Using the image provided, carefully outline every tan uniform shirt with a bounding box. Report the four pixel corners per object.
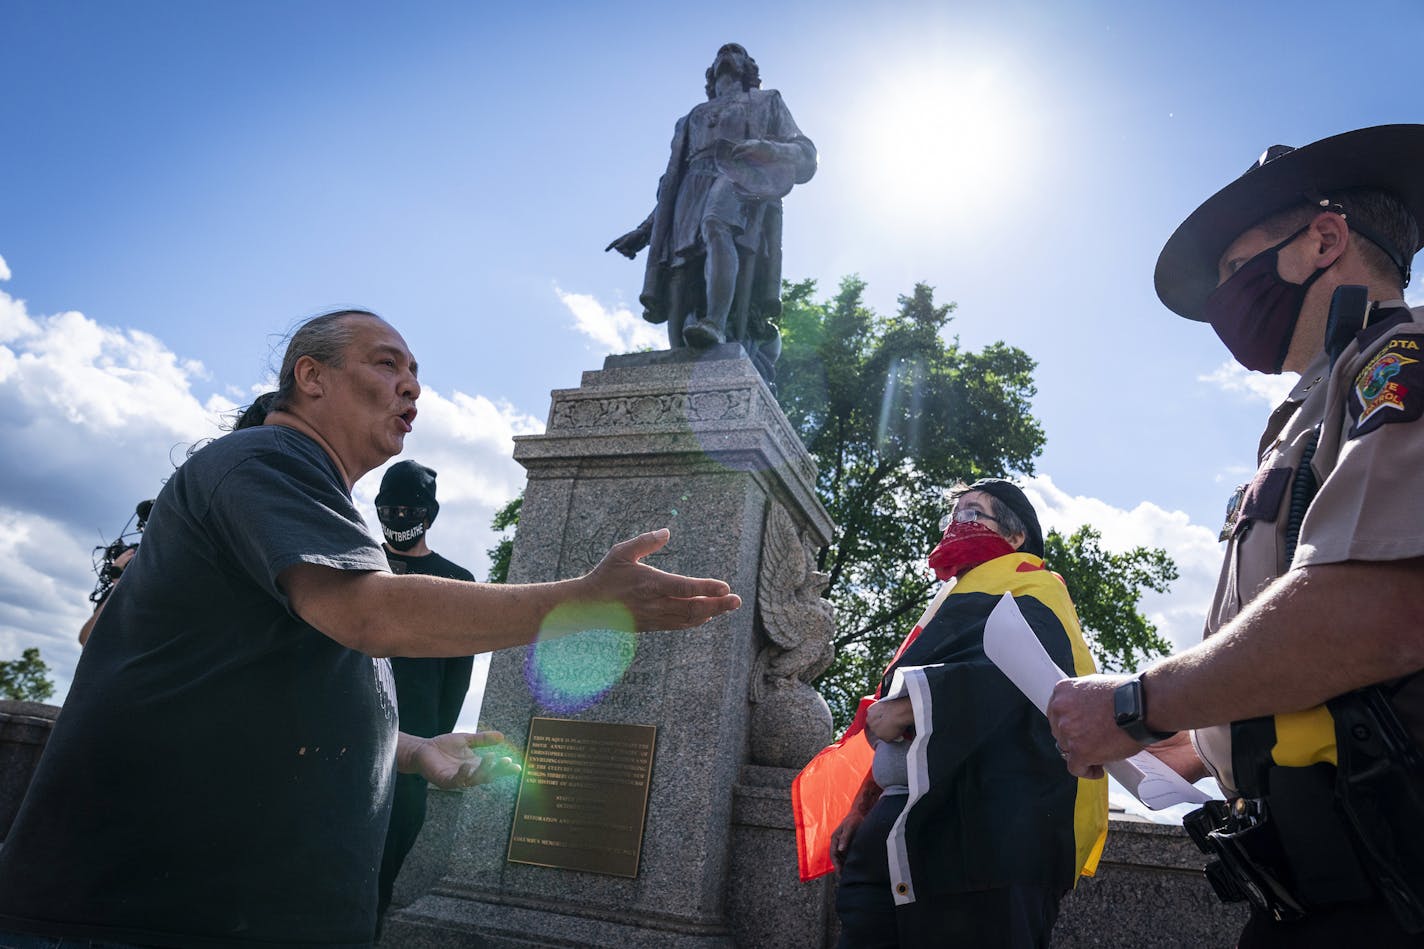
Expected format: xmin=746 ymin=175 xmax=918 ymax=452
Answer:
xmin=1193 ymin=302 xmax=1424 ymax=795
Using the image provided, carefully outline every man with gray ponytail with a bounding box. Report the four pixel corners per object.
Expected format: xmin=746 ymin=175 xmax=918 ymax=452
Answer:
xmin=233 ymin=308 xmax=370 ymax=430
xmin=0 ymin=309 xmax=741 ymax=949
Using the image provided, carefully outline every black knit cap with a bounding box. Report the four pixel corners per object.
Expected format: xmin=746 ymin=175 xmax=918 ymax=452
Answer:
xmin=967 ymin=478 xmax=1043 ymax=558
xmin=375 ymin=460 xmax=439 ymax=526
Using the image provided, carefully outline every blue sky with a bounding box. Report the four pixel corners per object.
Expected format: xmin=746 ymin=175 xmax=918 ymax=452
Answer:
xmin=2 ymin=0 xmax=1422 ymax=768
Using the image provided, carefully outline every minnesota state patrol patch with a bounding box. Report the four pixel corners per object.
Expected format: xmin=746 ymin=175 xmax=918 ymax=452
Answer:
xmin=1349 ymin=334 xmax=1424 ymax=438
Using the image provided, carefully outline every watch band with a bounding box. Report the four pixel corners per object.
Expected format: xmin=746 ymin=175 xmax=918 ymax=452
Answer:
xmin=1113 ymin=675 xmax=1175 ymax=745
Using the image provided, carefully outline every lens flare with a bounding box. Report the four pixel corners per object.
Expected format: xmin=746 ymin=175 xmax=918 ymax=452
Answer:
xmin=876 ymin=356 xmax=926 ymax=457
xmin=524 ymin=603 xmax=638 ymax=714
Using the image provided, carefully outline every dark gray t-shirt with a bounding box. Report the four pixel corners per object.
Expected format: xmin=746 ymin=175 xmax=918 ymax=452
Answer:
xmin=0 ymin=425 xmax=396 ymax=949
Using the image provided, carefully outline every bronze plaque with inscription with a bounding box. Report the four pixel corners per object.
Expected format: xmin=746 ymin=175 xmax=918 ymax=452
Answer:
xmin=507 ymin=717 xmax=657 ymax=878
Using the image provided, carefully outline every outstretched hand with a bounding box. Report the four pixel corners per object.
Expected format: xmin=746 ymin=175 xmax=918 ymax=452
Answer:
xmin=411 ymin=730 xmax=521 ymax=790
xmin=605 ymin=226 xmax=650 ymax=259
xmin=583 ymin=529 xmax=742 ymax=632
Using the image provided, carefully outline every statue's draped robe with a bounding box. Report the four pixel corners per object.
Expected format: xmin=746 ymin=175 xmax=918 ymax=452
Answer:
xmin=639 ymin=87 xmax=816 ymax=331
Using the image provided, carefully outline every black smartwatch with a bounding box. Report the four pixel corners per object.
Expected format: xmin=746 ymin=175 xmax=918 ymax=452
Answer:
xmin=1113 ymin=674 xmax=1174 ymax=745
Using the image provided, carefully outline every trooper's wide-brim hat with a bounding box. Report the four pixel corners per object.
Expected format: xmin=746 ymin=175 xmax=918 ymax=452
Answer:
xmin=1155 ymin=124 xmax=1424 ymax=321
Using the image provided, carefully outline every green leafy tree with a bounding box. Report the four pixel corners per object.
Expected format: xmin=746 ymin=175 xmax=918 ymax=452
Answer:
xmin=1044 ymin=525 xmax=1175 ymax=673
xmin=776 ymin=277 xmax=1176 ymax=729
xmin=485 ymin=494 xmax=523 ymax=584
xmin=0 ymin=647 xmax=56 ymax=703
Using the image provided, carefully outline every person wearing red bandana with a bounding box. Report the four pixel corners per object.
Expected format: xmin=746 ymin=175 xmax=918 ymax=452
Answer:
xmin=827 ymin=479 xmax=1107 ymax=949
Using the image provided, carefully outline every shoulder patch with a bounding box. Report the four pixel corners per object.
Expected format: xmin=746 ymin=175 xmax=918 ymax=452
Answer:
xmin=1349 ymin=334 xmax=1424 ymax=438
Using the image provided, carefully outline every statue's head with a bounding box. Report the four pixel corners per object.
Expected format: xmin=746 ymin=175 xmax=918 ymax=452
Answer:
xmin=705 ymin=43 xmax=761 ymax=99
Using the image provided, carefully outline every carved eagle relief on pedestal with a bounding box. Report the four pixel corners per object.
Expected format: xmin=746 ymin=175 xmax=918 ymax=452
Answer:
xmin=751 ymin=503 xmax=835 ymax=702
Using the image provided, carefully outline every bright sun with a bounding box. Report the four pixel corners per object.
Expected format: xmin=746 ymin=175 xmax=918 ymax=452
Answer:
xmin=853 ymin=62 xmax=1032 ymax=222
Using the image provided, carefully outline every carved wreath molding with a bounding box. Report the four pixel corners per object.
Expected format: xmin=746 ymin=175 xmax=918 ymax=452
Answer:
xmin=546 ymin=386 xmax=817 ymax=487
xmin=549 ymin=389 xmax=753 ymax=430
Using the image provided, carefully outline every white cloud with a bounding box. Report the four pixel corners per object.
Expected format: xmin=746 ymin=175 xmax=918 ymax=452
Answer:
xmin=1212 ymin=462 xmax=1256 ymax=487
xmin=555 ymin=286 xmax=665 ymax=354
xmin=1021 ymin=473 xmax=1222 ymax=657
xmin=1408 ymin=286 xmax=1424 ymax=309
xmin=0 ymin=283 xmax=233 ymax=544
xmin=0 ymin=281 xmax=240 ymax=702
xmin=0 ymin=264 xmax=541 ymax=725
xmin=1198 ymin=360 xmax=1296 ymax=406
xmin=0 ymin=291 xmax=40 ymax=343
xmin=0 ymin=508 xmax=94 ymax=699
xmin=0 ymin=254 xmax=10 ymax=281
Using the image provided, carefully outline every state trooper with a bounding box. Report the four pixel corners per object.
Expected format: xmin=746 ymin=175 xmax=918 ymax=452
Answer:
xmin=1047 ymin=125 xmax=1424 ymax=947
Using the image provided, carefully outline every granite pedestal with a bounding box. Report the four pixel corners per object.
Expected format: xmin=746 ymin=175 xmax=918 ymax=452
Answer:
xmin=385 ymin=346 xmax=835 ymax=948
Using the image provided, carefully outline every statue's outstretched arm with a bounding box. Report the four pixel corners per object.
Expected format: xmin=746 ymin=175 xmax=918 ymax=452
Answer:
xmin=606 ymin=212 xmax=654 ymax=259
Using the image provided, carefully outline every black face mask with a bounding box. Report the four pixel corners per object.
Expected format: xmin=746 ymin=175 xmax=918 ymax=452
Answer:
xmin=378 ymin=507 xmax=428 ymax=551
xmin=1202 ymin=226 xmax=1330 ymax=374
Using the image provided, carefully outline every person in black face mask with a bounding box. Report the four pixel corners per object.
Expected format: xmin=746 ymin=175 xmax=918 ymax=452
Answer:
xmin=1048 ymin=126 xmax=1424 ymax=947
xmin=372 ymin=460 xmax=477 ymax=924
xmin=376 ymin=460 xmax=442 ymax=555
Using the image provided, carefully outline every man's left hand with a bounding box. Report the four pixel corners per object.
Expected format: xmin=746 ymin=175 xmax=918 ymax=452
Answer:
xmin=1143 ymin=730 xmax=1208 ymax=783
xmin=411 ymin=731 xmax=521 ymax=790
xmin=1047 ymin=674 xmax=1144 ymax=779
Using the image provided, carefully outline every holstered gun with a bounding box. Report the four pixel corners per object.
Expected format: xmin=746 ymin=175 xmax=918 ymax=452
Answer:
xmin=1184 ymin=683 xmax=1424 ymax=933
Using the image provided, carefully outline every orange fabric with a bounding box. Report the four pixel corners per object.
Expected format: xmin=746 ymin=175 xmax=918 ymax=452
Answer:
xmin=794 ymin=614 xmax=931 ymax=882
xmin=792 ymin=698 xmax=875 ymax=881
xmin=793 ymin=589 xmax=949 ymax=882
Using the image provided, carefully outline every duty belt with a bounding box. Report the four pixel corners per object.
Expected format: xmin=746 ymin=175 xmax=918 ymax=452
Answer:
xmin=1184 ymin=683 xmax=1424 ymax=932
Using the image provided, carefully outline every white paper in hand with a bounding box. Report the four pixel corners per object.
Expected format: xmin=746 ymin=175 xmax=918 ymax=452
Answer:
xmin=982 ymin=592 xmax=1065 ymax=715
xmin=983 ymin=592 xmax=1211 ymax=811
xmin=1107 ymin=755 xmax=1210 ymax=809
